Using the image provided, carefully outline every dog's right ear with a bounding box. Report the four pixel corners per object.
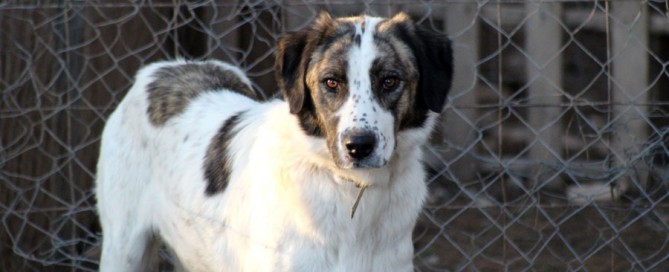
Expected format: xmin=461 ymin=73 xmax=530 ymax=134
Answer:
xmin=275 ymin=31 xmax=309 ymax=114
xmin=276 ymin=12 xmax=333 ymax=114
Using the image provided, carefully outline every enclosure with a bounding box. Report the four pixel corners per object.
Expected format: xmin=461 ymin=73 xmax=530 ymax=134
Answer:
xmin=2 ymin=0 xmax=669 ymax=271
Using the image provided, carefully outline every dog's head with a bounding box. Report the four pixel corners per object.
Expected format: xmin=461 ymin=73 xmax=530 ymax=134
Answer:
xmin=276 ymin=12 xmax=452 ymax=169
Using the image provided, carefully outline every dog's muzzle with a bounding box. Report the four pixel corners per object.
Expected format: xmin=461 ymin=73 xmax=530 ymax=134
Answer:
xmin=344 ymin=132 xmax=376 ymax=160
xmin=341 ymin=129 xmax=383 ymax=168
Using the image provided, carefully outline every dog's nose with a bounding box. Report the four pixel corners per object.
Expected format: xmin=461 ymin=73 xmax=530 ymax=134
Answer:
xmin=344 ymin=133 xmax=376 ymax=160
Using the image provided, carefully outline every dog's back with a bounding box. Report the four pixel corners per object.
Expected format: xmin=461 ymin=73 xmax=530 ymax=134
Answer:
xmin=96 ymin=60 xmax=260 ymax=271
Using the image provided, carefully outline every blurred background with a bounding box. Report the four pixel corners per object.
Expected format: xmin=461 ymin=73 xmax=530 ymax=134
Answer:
xmin=1 ymin=0 xmax=669 ymax=271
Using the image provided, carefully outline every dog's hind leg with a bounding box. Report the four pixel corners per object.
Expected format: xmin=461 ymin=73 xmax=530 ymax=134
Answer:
xmin=97 ymin=176 xmax=159 ymax=271
xmin=97 ymin=173 xmax=159 ymax=271
xmin=166 ymin=246 xmax=188 ymax=272
xmin=99 ymin=225 xmax=159 ymax=272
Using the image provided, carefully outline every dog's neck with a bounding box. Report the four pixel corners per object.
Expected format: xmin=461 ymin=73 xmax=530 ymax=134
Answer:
xmin=258 ymin=100 xmax=430 ymax=221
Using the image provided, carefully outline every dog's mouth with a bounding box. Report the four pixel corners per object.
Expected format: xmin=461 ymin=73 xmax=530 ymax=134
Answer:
xmin=349 ymin=160 xmax=385 ymax=169
xmin=332 ymin=149 xmax=388 ymax=169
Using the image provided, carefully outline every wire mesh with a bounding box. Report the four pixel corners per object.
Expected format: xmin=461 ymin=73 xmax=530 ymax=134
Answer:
xmin=1 ymin=0 xmax=668 ymax=271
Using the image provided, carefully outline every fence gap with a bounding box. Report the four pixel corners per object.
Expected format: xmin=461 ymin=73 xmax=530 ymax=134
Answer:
xmin=525 ymin=2 xmax=564 ymax=192
xmin=200 ymin=3 xmax=240 ymax=65
xmin=437 ymin=2 xmax=480 ymax=186
xmin=610 ymin=1 xmax=650 ymax=198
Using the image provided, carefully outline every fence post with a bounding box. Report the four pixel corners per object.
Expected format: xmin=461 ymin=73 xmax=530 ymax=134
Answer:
xmin=610 ymin=1 xmax=649 ymax=198
xmin=524 ymin=2 xmax=564 ymax=192
xmin=433 ymin=3 xmax=479 ymax=184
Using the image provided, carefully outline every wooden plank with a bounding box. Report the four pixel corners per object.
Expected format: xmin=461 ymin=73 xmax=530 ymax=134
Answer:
xmin=525 ymin=2 xmax=564 ymax=190
xmin=427 ymin=2 xmax=480 ymax=183
xmin=610 ymin=1 xmax=650 ymax=198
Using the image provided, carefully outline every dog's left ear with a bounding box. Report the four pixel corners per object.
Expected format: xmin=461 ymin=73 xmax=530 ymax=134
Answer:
xmin=391 ymin=13 xmax=453 ymax=113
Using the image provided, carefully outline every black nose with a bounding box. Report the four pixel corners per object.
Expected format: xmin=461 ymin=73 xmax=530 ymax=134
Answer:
xmin=344 ymin=133 xmax=376 ymax=160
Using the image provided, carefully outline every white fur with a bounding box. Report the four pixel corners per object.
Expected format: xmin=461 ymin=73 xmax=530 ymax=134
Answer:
xmin=97 ymin=59 xmax=434 ymax=271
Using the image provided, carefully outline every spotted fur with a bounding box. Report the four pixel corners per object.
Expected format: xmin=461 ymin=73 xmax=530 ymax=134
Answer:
xmin=97 ymin=12 xmax=452 ymax=272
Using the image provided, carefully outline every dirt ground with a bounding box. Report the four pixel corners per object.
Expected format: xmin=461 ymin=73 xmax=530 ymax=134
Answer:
xmin=413 ymin=203 xmax=669 ymax=271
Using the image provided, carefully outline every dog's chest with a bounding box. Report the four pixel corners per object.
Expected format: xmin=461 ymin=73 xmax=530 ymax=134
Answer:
xmin=165 ymin=157 xmax=423 ymax=271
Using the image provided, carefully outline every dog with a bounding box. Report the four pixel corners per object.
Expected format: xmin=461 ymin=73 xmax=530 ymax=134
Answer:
xmin=96 ymin=12 xmax=452 ymax=272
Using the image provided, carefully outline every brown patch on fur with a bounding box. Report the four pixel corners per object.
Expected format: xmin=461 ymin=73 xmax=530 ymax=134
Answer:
xmin=146 ymin=62 xmax=257 ymax=126
xmin=275 ymin=12 xmax=351 ymax=136
xmin=203 ymin=111 xmax=245 ymax=195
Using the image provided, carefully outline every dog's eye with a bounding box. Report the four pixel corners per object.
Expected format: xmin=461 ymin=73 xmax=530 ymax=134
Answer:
xmin=324 ymin=79 xmax=339 ymax=92
xmin=382 ymin=77 xmax=399 ymax=91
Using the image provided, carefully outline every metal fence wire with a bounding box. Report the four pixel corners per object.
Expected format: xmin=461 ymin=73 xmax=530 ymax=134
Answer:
xmin=2 ymin=0 xmax=669 ymax=271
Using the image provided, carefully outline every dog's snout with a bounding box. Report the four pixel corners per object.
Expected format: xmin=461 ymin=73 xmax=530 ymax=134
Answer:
xmin=344 ymin=133 xmax=376 ymax=160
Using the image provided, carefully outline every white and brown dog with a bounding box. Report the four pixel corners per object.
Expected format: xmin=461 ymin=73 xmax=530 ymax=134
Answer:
xmin=96 ymin=12 xmax=452 ymax=271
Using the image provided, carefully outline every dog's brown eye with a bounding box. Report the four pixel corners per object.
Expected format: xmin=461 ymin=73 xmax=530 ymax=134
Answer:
xmin=382 ymin=77 xmax=399 ymax=91
xmin=325 ymin=79 xmax=339 ymax=91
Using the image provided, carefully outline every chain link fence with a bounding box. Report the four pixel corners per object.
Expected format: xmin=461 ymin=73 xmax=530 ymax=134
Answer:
xmin=2 ymin=0 xmax=668 ymax=271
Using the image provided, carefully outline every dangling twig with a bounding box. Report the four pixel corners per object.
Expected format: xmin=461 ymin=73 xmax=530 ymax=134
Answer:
xmin=350 ymin=184 xmax=368 ymax=219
